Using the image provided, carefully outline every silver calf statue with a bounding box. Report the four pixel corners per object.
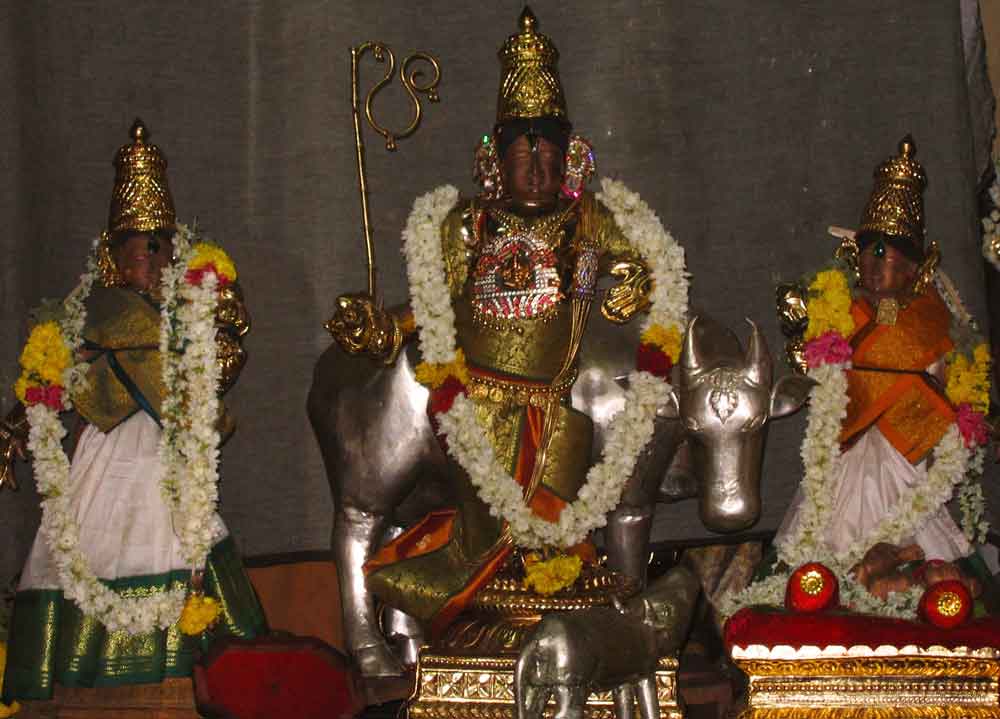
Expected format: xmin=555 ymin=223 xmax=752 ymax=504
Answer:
xmin=514 ymin=566 xmax=700 ymax=719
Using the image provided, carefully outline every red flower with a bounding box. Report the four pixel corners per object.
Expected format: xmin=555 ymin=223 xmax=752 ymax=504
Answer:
xmin=785 ymin=562 xmax=839 ymax=613
xmin=919 ymin=580 xmax=972 ymax=629
xmin=186 ymin=263 xmax=232 ymax=288
xmin=955 ymin=403 xmax=990 ymax=448
xmin=803 ymin=331 xmax=852 ymax=368
xmin=637 ymin=343 xmax=673 ymax=379
xmin=25 ymin=384 xmax=65 ymax=411
xmin=427 ymin=376 xmax=469 ymax=449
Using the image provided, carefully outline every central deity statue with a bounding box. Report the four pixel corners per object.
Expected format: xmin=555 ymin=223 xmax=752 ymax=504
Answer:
xmin=329 ymin=7 xmax=683 ymax=639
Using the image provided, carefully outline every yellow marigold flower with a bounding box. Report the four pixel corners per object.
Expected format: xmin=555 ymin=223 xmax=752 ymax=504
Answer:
xmin=189 ymin=243 xmax=237 ymax=283
xmin=641 ymin=324 xmax=682 ymax=361
xmin=13 ymin=375 xmax=31 ymax=403
xmin=0 ymin=642 xmax=20 ymax=718
xmin=974 ymin=343 xmax=991 ymax=368
xmin=947 ymin=350 xmax=991 ymax=413
xmin=523 ymin=554 xmax=582 ymax=596
xmin=18 ymin=322 xmax=70 ymax=385
xmin=178 ymin=594 xmax=221 ymax=636
xmin=414 ymin=349 xmax=470 ymax=389
xmin=804 ymin=270 xmax=854 ymax=341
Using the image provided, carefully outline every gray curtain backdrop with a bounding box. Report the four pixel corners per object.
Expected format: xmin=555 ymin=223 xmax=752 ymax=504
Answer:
xmin=1 ymin=1 xmax=994 ymax=587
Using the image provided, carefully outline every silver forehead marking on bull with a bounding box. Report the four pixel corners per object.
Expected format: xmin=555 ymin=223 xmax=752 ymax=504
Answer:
xmin=702 ymin=368 xmax=741 ymax=423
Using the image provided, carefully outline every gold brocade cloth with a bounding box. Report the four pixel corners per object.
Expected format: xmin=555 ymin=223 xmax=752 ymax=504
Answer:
xmin=365 ymin=193 xmax=642 ymax=634
xmin=841 ymin=292 xmax=954 ymax=463
xmin=72 ymin=287 xmax=230 ymax=433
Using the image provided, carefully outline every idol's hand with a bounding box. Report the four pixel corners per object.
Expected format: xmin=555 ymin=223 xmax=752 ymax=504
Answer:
xmin=0 ymin=405 xmax=28 ymax=492
xmin=601 ymin=260 xmax=651 ymax=324
xmin=326 ymin=293 xmax=402 ymax=364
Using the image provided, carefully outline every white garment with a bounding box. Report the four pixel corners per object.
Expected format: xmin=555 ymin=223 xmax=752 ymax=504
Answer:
xmin=19 ymin=412 xmax=227 ymax=590
xmin=776 ymin=425 xmax=972 ymax=562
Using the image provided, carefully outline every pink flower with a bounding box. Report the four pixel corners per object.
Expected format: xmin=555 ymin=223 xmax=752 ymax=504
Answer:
xmin=804 ymin=331 xmax=852 ymax=368
xmin=956 ymin=403 xmax=990 ymax=448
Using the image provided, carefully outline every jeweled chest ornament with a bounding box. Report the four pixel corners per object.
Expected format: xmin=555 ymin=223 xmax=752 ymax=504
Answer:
xmin=472 ymin=214 xmax=566 ymax=322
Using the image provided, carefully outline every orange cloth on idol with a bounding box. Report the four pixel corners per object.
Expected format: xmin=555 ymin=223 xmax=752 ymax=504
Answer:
xmin=840 ymin=291 xmax=955 ymax=464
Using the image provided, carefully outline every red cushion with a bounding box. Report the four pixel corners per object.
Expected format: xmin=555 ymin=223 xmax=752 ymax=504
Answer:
xmin=193 ymin=635 xmax=365 ymax=719
xmin=725 ymin=607 xmax=1000 ymax=651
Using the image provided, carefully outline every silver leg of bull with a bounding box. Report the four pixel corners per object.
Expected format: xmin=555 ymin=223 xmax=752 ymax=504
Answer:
xmin=634 ymin=675 xmax=660 ymax=719
xmin=378 ymin=525 xmax=426 ymax=668
xmin=333 ymin=505 xmax=406 ymax=677
xmin=605 ymin=503 xmax=654 ymax=587
xmin=613 ymin=683 xmax=636 ymax=719
xmin=553 ymin=685 xmax=587 ymax=719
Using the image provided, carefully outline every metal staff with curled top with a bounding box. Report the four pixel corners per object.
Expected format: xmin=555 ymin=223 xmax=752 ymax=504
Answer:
xmin=350 ymin=41 xmax=441 ymax=300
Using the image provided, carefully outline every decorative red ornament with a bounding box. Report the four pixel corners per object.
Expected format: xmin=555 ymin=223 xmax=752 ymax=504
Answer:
xmin=785 ymin=562 xmax=839 ymax=613
xmin=636 ymin=343 xmax=673 ymax=379
xmin=919 ymin=580 xmax=972 ymax=629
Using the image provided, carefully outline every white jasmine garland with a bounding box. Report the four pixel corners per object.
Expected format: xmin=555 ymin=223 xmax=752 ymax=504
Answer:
xmin=596 ymin=178 xmax=689 ymax=334
xmin=402 ymin=180 xmax=687 ymax=549
xmin=773 ymin=361 xmax=851 ymax=568
xmin=438 ymin=372 xmax=671 ymax=548
xmin=402 ymin=184 xmax=461 ymax=365
xmin=26 ymin=223 xmax=225 ymax=634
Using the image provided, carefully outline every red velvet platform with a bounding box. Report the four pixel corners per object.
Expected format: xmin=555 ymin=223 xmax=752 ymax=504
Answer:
xmin=725 ymin=606 xmax=1000 ymax=651
xmin=193 ymin=635 xmax=365 ymax=719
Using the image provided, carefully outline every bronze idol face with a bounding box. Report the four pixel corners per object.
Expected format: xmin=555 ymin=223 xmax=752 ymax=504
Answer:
xmin=113 ymin=232 xmax=175 ymax=295
xmin=858 ymin=239 xmax=917 ymax=301
xmin=502 ymin=134 xmax=564 ymax=213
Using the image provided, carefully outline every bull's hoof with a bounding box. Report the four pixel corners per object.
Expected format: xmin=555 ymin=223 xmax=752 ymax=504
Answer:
xmin=355 ymin=642 xmax=408 ymax=678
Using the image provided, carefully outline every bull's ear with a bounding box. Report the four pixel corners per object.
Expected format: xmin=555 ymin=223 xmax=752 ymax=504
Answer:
xmin=656 ymin=387 xmax=679 ymax=419
xmin=769 ymin=374 xmax=817 ymax=418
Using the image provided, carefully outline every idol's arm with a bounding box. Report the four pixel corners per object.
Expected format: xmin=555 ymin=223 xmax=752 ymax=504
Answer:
xmin=0 ymin=402 xmax=28 ymax=491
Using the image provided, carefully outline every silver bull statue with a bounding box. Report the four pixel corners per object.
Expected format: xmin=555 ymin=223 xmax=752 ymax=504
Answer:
xmin=308 ymin=313 xmax=812 ymax=677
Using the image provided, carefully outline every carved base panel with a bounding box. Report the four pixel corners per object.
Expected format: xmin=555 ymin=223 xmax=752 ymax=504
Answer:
xmin=407 ymin=652 xmax=682 ymax=719
xmin=732 ymin=650 xmax=1000 ymax=719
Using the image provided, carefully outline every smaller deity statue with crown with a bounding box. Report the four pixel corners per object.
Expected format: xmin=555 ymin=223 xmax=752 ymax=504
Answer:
xmin=728 ymin=136 xmax=993 ymax=623
xmin=0 ymin=120 xmax=265 ymax=704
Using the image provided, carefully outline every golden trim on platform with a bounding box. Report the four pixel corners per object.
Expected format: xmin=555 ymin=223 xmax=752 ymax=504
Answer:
xmin=408 ymin=653 xmax=680 ymax=719
xmin=731 ymin=646 xmax=1000 ymax=719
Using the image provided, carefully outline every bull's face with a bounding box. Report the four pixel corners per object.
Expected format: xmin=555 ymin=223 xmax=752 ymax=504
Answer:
xmin=665 ymin=317 xmax=814 ymax=533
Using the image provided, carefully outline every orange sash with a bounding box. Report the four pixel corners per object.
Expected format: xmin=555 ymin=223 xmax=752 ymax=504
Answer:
xmin=363 ymin=370 xmax=583 ymax=635
xmin=840 ymin=292 xmax=954 ymax=463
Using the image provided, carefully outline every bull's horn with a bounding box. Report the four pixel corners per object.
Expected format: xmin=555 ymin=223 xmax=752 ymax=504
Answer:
xmin=682 ymin=316 xmax=702 ymax=375
xmin=744 ymin=318 xmax=772 ymax=386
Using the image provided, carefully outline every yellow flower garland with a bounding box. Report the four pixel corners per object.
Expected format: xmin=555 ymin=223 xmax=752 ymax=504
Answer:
xmin=414 ymin=349 xmax=471 ymax=389
xmin=189 ymin=242 xmax=237 ymax=283
xmin=805 ymin=269 xmax=855 ymax=340
xmin=946 ymin=343 xmax=991 ymax=413
xmin=13 ymin=322 xmax=71 ymax=401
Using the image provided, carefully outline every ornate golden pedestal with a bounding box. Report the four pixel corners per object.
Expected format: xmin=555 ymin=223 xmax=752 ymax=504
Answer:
xmin=731 ymin=644 xmax=1000 ymax=719
xmin=406 ymin=564 xmax=682 ymax=719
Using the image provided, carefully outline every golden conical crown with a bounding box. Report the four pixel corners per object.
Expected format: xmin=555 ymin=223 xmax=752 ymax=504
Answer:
xmin=108 ymin=118 xmax=176 ymax=234
xmin=858 ymin=135 xmax=927 ymax=247
xmin=496 ymin=7 xmax=568 ymax=123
